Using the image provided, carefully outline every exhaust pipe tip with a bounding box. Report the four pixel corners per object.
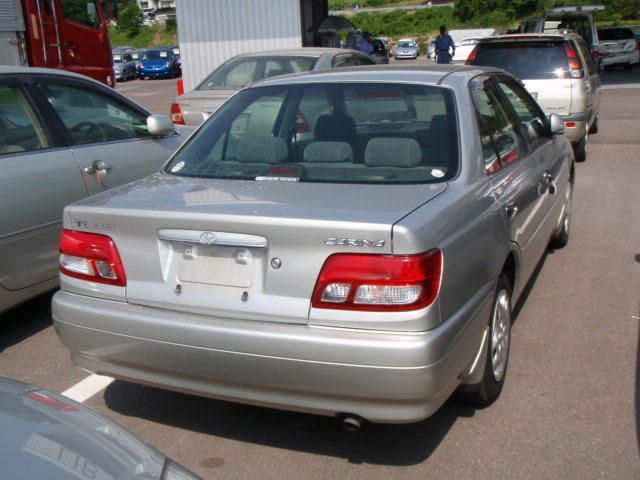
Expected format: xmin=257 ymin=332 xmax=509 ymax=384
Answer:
xmin=341 ymin=415 xmax=363 ymax=433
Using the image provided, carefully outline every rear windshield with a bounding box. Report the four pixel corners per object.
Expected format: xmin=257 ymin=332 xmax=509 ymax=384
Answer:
xmin=142 ymin=50 xmax=172 ymax=60
xmin=166 ymin=83 xmax=458 ymax=184
xmin=198 ymin=57 xmax=318 ymax=90
xmin=469 ymin=41 xmax=569 ymax=80
xmin=598 ymin=28 xmax=635 ymax=40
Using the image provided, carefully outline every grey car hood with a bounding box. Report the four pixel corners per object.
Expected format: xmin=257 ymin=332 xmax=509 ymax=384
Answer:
xmin=70 ymin=173 xmax=448 ymax=225
xmin=0 ymin=377 xmax=166 ymax=479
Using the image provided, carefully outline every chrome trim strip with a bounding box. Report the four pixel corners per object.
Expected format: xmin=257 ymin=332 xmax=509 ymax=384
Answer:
xmin=157 ymin=229 xmax=268 ymax=248
xmin=560 ymin=112 xmax=588 ymax=122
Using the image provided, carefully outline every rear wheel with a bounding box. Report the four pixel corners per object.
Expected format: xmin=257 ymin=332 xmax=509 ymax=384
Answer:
xmin=550 ymin=180 xmax=573 ymax=249
xmin=573 ymin=128 xmax=588 ymax=162
xmin=462 ymin=274 xmax=512 ymax=407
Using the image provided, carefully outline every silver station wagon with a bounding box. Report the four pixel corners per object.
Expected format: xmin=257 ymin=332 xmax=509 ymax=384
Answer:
xmin=53 ymin=66 xmax=574 ymax=425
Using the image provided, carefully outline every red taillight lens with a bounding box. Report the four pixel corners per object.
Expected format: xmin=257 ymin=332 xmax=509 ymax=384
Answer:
xmin=565 ymin=42 xmax=584 ymax=78
xmin=170 ymin=102 xmax=185 ymax=125
xmin=565 ymin=121 xmax=576 ymax=128
xmin=311 ymin=250 xmax=443 ymax=311
xmin=26 ymin=391 xmax=78 ymax=412
xmin=59 ymin=230 xmax=126 ymax=286
xmin=465 ymin=46 xmax=478 ymax=65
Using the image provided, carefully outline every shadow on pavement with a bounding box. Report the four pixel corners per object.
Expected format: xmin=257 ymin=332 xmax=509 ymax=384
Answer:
xmin=104 ymin=380 xmax=477 ymax=466
xmin=512 ymin=250 xmax=549 ymax=326
xmin=0 ymin=292 xmax=53 ymax=354
xmin=600 ymin=64 xmax=640 ymax=87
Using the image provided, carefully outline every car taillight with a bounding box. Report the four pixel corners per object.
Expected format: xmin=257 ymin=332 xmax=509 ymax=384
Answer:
xmin=170 ymin=102 xmax=185 ymax=125
xmin=565 ymin=42 xmax=584 ymax=78
xmin=311 ymin=250 xmax=442 ymax=311
xmin=465 ymin=46 xmax=478 ymax=65
xmin=26 ymin=391 xmax=78 ymax=412
xmin=59 ymin=230 xmax=126 ymax=286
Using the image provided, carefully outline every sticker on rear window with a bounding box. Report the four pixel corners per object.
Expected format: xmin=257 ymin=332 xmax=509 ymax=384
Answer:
xmin=160 ymin=51 xmax=168 ymax=58
xmin=171 ymin=161 xmax=185 ymax=172
xmin=431 ymin=168 xmax=445 ymax=178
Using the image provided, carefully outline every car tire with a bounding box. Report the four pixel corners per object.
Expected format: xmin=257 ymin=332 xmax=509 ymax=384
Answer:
xmin=550 ymin=180 xmax=573 ymax=249
xmin=460 ymin=274 xmax=512 ymax=407
xmin=624 ymin=62 xmax=632 ymax=71
xmin=573 ymin=130 xmax=588 ymax=162
xmin=589 ymin=114 xmax=599 ymax=134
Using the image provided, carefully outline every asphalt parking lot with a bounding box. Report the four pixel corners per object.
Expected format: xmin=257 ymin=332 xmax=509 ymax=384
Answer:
xmin=1 ymin=63 xmax=639 ymax=479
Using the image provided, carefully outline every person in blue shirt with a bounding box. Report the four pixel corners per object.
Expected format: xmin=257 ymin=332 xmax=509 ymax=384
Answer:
xmin=358 ymin=32 xmax=374 ymax=59
xmin=435 ymin=25 xmax=455 ymax=64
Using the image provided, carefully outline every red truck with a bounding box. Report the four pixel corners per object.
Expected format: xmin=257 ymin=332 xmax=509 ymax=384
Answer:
xmin=1 ymin=0 xmax=114 ymax=86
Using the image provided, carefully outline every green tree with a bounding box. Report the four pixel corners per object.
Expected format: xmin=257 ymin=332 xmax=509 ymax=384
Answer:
xmin=118 ymin=4 xmax=143 ymax=36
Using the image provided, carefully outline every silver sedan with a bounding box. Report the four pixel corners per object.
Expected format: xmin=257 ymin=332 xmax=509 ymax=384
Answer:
xmin=53 ymin=65 xmax=574 ymax=425
xmin=171 ymin=48 xmax=376 ymax=126
xmin=0 ymin=67 xmax=191 ymax=314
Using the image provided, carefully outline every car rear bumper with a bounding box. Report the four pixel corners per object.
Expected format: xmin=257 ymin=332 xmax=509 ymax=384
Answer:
xmin=601 ymin=51 xmax=640 ymax=66
xmin=52 ymin=284 xmax=492 ymax=423
xmin=395 ymin=53 xmax=418 ymax=59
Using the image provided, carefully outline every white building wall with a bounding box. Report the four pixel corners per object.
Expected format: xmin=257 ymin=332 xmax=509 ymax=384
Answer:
xmin=176 ymin=0 xmax=303 ymax=91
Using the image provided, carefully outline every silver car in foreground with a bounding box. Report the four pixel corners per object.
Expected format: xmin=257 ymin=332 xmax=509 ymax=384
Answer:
xmin=53 ymin=66 xmax=573 ymax=425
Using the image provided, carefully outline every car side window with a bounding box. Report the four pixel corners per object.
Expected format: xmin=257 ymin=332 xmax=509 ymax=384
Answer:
xmin=576 ymin=39 xmax=596 ymax=76
xmin=60 ymin=0 xmax=100 ymax=29
xmin=497 ymin=80 xmax=548 ymax=147
xmin=353 ymin=54 xmax=375 ymax=66
xmin=37 ymin=83 xmax=151 ymax=145
xmin=333 ymin=55 xmax=354 ymax=68
xmin=0 ymin=85 xmax=52 ymax=155
xmin=263 ymin=60 xmax=291 ymax=79
xmin=470 ymin=79 xmax=527 ymax=174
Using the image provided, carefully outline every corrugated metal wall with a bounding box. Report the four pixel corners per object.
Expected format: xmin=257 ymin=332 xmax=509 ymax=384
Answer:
xmin=176 ymin=0 xmax=303 ymax=91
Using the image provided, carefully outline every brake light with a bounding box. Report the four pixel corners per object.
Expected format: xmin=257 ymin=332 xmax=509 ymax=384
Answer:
xmin=311 ymin=250 xmax=442 ymax=311
xmin=170 ymin=102 xmax=185 ymax=125
xmin=26 ymin=391 xmax=78 ymax=412
xmin=565 ymin=121 xmax=576 ymax=128
xmin=565 ymin=42 xmax=584 ymax=78
xmin=59 ymin=230 xmax=126 ymax=286
xmin=465 ymin=46 xmax=478 ymax=65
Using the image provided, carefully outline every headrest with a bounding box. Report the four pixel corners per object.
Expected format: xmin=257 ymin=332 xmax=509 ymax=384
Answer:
xmin=303 ymin=142 xmax=353 ymax=163
xmin=365 ymin=138 xmax=422 ymax=168
xmin=236 ymin=136 xmax=288 ymax=164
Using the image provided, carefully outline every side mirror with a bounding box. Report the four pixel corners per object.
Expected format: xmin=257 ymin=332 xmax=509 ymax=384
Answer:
xmin=548 ymin=113 xmax=564 ymax=135
xmin=147 ymin=114 xmax=175 ymax=136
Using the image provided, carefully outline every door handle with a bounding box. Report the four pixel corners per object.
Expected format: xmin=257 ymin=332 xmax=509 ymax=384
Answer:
xmin=83 ymin=160 xmax=111 ymax=176
xmin=542 ymin=170 xmax=557 ymax=195
xmin=505 ymin=201 xmax=518 ymax=220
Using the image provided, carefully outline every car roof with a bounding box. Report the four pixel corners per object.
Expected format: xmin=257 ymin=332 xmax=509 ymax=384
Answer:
xmin=477 ymin=33 xmax=576 ymax=43
xmin=249 ymin=64 xmax=501 ymax=89
xmin=0 ymin=65 xmax=105 ymax=82
xmin=233 ymin=48 xmax=358 ymax=59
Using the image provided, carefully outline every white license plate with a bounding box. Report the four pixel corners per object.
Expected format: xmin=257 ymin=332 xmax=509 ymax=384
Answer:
xmin=177 ymin=245 xmax=253 ymax=288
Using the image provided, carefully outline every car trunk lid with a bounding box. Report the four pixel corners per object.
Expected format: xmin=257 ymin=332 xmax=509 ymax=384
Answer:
xmin=177 ymin=89 xmax=237 ymax=126
xmin=68 ymin=175 xmax=446 ymax=324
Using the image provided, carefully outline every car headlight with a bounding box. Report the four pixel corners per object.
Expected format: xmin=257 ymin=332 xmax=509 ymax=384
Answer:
xmin=162 ymin=460 xmax=202 ymax=479
xmin=165 ymin=61 xmax=171 ymax=67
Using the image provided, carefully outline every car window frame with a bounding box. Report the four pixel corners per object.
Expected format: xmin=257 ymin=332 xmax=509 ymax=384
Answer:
xmin=493 ymin=74 xmax=552 ymax=153
xmin=469 ymin=74 xmax=530 ymax=175
xmin=0 ymin=75 xmax=69 ymax=155
xmin=24 ymin=73 xmax=159 ymax=148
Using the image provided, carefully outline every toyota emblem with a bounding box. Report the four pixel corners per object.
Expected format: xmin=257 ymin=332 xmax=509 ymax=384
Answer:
xmin=199 ymin=232 xmax=217 ymax=245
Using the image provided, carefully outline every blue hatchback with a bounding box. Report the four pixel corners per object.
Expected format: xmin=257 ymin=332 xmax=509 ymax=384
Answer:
xmin=138 ymin=48 xmax=181 ymax=79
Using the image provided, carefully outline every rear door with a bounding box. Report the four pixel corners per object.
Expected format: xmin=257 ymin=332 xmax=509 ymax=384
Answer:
xmin=495 ymin=77 xmax=568 ymax=251
xmin=0 ymin=79 xmax=87 ymax=290
xmin=33 ymin=77 xmax=182 ymax=196
xmin=575 ymin=37 xmax=601 ymax=124
xmin=470 ymin=75 xmax=546 ymax=283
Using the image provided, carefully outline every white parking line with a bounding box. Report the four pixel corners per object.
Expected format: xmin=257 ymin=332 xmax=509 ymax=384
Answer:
xmin=601 ymin=83 xmax=640 ymax=90
xmin=62 ymin=374 xmax=114 ymax=403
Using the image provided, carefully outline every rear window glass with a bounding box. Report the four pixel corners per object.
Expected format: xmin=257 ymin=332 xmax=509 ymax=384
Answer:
xmin=469 ymin=41 xmax=569 ymax=80
xmin=198 ymin=57 xmax=317 ymax=90
xmin=166 ymin=83 xmax=458 ymax=184
xmin=598 ymin=28 xmax=635 ymax=40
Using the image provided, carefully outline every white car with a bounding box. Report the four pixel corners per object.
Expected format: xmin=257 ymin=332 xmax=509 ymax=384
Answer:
xmin=452 ymin=37 xmax=480 ymax=63
xmin=397 ymin=38 xmax=420 ymax=54
xmin=598 ymin=27 xmax=639 ymax=70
